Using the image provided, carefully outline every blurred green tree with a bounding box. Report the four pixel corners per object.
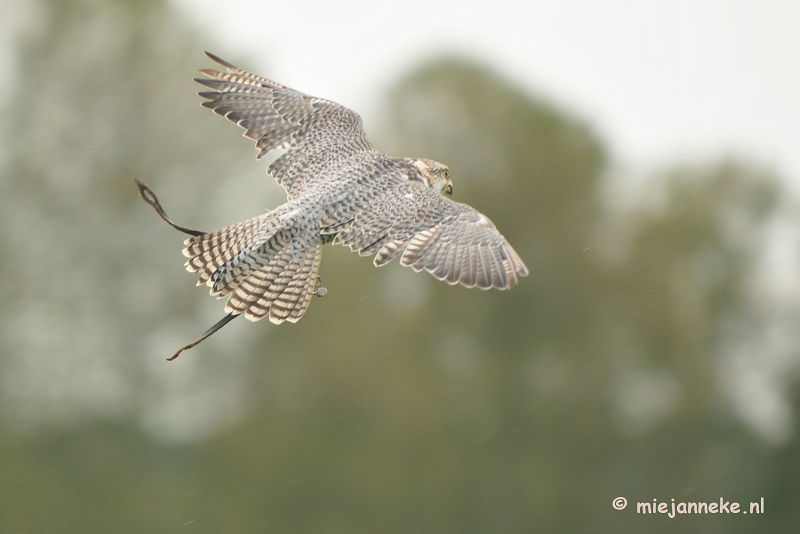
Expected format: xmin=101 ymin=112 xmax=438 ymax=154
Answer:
xmin=0 ymin=0 xmax=268 ymax=444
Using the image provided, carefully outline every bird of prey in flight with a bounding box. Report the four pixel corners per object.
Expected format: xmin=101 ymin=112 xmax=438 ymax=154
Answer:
xmin=137 ymin=52 xmax=528 ymax=360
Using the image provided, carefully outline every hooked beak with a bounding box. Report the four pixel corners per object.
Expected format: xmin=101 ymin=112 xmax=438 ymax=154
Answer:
xmin=444 ymin=182 xmax=453 ymax=197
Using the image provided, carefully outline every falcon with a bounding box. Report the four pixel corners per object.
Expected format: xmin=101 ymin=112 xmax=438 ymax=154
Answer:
xmin=137 ymin=52 xmax=528 ymax=360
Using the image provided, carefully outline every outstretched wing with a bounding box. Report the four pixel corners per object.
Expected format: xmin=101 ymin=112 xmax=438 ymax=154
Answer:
xmin=194 ymin=52 xmax=376 ymax=197
xmin=326 ymin=175 xmax=529 ymax=290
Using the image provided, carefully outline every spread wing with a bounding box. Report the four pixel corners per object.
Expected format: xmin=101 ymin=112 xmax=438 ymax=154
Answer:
xmin=325 ymin=173 xmax=529 ymax=290
xmin=194 ymin=52 xmax=376 ymax=197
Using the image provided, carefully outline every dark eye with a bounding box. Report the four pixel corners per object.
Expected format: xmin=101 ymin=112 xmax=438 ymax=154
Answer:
xmin=443 ymin=169 xmax=449 ymax=179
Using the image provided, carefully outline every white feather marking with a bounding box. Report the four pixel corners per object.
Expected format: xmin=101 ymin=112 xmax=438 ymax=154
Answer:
xmin=279 ymin=209 xmax=300 ymax=224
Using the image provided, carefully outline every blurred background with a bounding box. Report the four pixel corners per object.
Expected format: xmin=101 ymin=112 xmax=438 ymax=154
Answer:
xmin=1 ymin=0 xmax=799 ymax=531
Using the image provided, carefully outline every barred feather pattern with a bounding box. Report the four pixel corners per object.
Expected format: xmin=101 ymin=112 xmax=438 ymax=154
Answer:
xmin=183 ymin=212 xmax=274 ymax=290
xmin=182 ymin=211 xmax=323 ymax=324
xmin=195 ymin=52 xmax=376 ymax=199
xmin=322 ymin=158 xmax=529 ymax=290
xmin=176 ymin=54 xmax=529 ymax=328
xmin=398 ymin=212 xmax=529 ymax=289
xmin=223 ymin=238 xmax=322 ymax=324
xmin=138 ymin=54 xmax=532 ymax=360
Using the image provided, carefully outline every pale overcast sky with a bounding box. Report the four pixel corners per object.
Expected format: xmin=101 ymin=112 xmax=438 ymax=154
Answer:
xmin=173 ymin=0 xmax=800 ymax=188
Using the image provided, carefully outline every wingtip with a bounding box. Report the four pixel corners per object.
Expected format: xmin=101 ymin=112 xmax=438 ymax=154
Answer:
xmin=204 ymin=51 xmax=237 ymax=70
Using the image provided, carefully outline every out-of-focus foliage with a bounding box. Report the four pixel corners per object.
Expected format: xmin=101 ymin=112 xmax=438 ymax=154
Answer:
xmin=0 ymin=0 xmax=272 ymax=444
xmin=1 ymin=0 xmax=799 ymax=532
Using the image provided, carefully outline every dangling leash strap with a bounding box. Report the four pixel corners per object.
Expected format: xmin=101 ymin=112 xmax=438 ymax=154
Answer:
xmin=167 ymin=313 xmax=238 ymax=361
xmin=136 ymin=179 xmax=241 ymax=360
xmin=134 ymin=179 xmax=206 ymax=237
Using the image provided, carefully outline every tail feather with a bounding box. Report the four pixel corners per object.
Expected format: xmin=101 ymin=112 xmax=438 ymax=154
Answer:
xmin=183 ymin=213 xmax=323 ymax=324
xmin=263 ymin=253 xmax=307 ymax=323
xmin=224 ymin=260 xmax=275 ymax=315
xmin=244 ymin=243 xmax=322 ymax=323
xmin=183 ymin=213 xmax=275 ymax=293
xmin=289 ymin=245 xmax=322 ymax=321
xmin=235 ymin=245 xmax=294 ymax=319
xmin=210 ymin=228 xmax=294 ymax=297
xmin=273 ymin=244 xmax=322 ymax=323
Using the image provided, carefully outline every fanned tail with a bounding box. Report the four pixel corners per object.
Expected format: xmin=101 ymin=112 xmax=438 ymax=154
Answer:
xmin=183 ymin=223 xmax=324 ymax=325
xmin=136 ymin=179 xmax=324 ymax=359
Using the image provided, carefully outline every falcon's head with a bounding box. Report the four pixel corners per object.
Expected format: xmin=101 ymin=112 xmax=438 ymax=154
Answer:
xmin=411 ymin=158 xmax=453 ymax=197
